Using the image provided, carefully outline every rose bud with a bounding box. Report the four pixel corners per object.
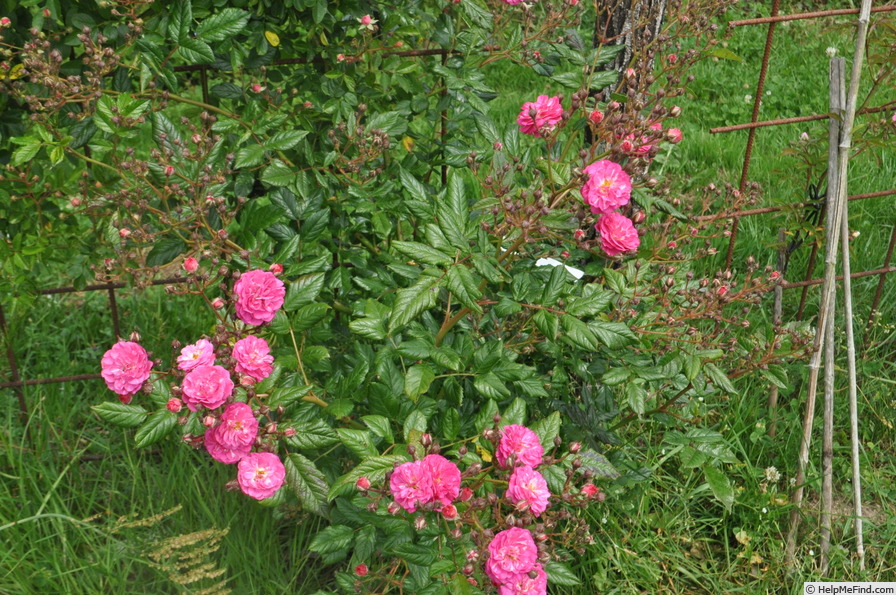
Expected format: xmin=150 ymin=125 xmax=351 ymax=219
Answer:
xmin=211 ymin=298 xmax=225 ymax=309
xmin=589 ymin=110 xmax=604 ymax=125
xmin=183 ymin=257 xmax=199 ymax=273
xmin=269 ymin=263 xmax=283 ymax=275
xmin=356 ymin=477 xmax=371 ymax=491
xmin=354 ymin=564 xmax=368 ymax=577
xmin=166 ymin=398 xmax=183 ymax=413
xmin=441 ymin=504 xmax=458 ymax=520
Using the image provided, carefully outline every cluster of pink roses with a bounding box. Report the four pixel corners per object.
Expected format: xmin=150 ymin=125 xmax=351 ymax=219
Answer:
xmin=580 ymin=160 xmax=640 ymax=257
xmin=99 ymin=268 xmax=288 ymax=500
xmin=486 ymin=527 xmax=547 ymax=595
xmin=389 ymin=454 xmax=462 ymax=515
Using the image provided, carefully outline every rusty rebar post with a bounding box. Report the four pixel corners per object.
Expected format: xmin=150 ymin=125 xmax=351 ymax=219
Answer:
xmin=440 ymin=50 xmax=448 ymax=188
xmin=725 ymin=0 xmax=782 ymax=271
xmin=695 ymin=189 xmax=896 ymax=222
xmin=108 ymin=287 xmax=121 ymax=340
xmin=866 ymin=224 xmax=896 ymax=329
xmin=709 ymin=103 xmax=896 ymax=134
xmin=0 ymin=302 xmax=28 ymax=425
xmin=728 ymin=4 xmax=896 ymax=27
xmin=797 ymin=239 xmax=822 ymax=319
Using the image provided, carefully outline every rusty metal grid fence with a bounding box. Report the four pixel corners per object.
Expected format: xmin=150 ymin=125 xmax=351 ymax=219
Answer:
xmin=4 ymin=4 xmax=896 ymax=416
xmin=710 ymin=2 xmax=896 ymax=324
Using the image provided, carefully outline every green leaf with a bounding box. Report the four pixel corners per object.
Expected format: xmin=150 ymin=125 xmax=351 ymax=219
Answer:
xmin=530 ymin=411 xmax=560 ymax=450
xmin=177 ymin=38 xmax=214 ymax=65
xmin=269 ymin=385 xmax=313 ymax=409
xmin=91 ymin=402 xmax=148 ymax=428
xmin=602 ymin=367 xmax=631 ymax=386
xmin=403 ymin=410 xmax=428 ymax=442
xmin=134 ymin=411 xmax=177 ymax=448
xmin=459 ymin=0 xmax=493 ymax=28
xmin=146 ymin=237 xmax=185 ymax=267
xmin=533 ymin=310 xmax=559 ymax=341
xmin=267 ymin=130 xmax=309 ymax=151
xmin=328 ymin=455 xmax=408 ymax=500
xmin=285 ymin=453 xmax=329 ymax=517
xmin=566 ymin=287 xmax=614 ymax=316
xmin=388 ymin=276 xmax=441 ymax=333
xmin=284 ymin=419 xmax=339 ymax=449
xmin=704 ymin=363 xmax=737 ymax=394
xmin=292 ymin=303 xmax=330 ymax=332
xmin=349 ymin=317 xmax=387 ymax=341
xmin=761 ymin=365 xmax=788 ymax=389
xmin=235 ymin=144 xmax=265 ymax=169
xmin=625 ymin=383 xmax=647 ymax=415
xmin=150 ymin=111 xmax=181 ymax=154
xmin=703 ymin=463 xmax=735 ymax=510
xmin=11 ymin=137 xmax=41 ymax=166
xmin=446 ymin=265 xmax=483 ymax=314
xmin=501 ymin=397 xmax=527 ymax=426
xmin=337 ymin=428 xmax=378 ymax=458
xmin=169 ymin=1 xmax=192 ymax=42
xmin=399 ymin=168 xmax=428 ymax=202
xmin=211 ymin=83 xmax=243 ymax=99
xmin=707 ymin=47 xmax=744 ymax=63
xmin=284 ymin=274 xmax=325 ymax=311
xmin=577 ymin=448 xmax=621 ymax=479
xmin=561 ymin=315 xmax=599 ymax=350
xmin=361 ymin=415 xmax=394 ymax=443
xmin=196 ymin=8 xmax=250 ymax=42
xmin=390 ymin=543 xmax=436 ymax=567
xmin=684 ymin=354 xmax=701 ymax=381
xmin=440 ymin=408 xmax=460 ymax=441
xmin=404 ymin=364 xmax=435 ymax=403
xmin=438 ymin=171 xmax=470 ymax=250
xmin=308 ymin=525 xmax=354 ymax=555
xmin=393 ymin=241 xmax=454 ymax=267
xmin=261 ymin=160 xmax=294 ymax=187
xmin=545 ymin=562 xmax=581 ymax=586
xmin=587 ymin=320 xmax=637 ymax=348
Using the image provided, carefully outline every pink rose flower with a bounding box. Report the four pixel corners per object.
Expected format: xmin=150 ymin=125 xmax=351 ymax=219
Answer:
xmin=595 ymin=211 xmax=640 ymax=257
xmin=506 ymin=466 xmax=551 ymax=517
xmin=233 ymin=270 xmax=286 ymax=326
xmin=214 ymin=402 xmax=258 ymax=451
xmin=580 ymin=160 xmax=631 ymax=215
xmin=496 ymin=425 xmax=544 ymax=469
xmin=517 ymin=95 xmax=563 ymax=138
xmin=232 ymin=335 xmax=274 ymax=381
xmin=205 ymin=425 xmax=251 ymax=464
xmin=176 ymin=339 xmax=215 ymax=371
xmin=503 ymin=0 xmax=523 ymax=4
xmin=181 ymin=365 xmax=234 ymax=411
xmin=497 ymin=564 xmax=548 ymax=595
xmin=485 ymin=527 xmax=538 ymax=584
xmin=360 ymin=14 xmax=372 ymax=25
xmin=101 ymin=341 xmax=153 ymax=400
xmin=422 ymin=454 xmax=461 ymax=508
xmin=237 ymin=452 xmax=286 ymax=500
xmin=389 ymin=460 xmax=433 ymax=512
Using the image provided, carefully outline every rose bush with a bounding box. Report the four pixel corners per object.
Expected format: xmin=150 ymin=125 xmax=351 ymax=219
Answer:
xmin=0 ymin=0 xmax=818 ymax=591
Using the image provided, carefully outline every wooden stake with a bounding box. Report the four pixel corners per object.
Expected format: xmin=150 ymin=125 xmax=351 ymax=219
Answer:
xmin=841 ymin=196 xmax=865 ymax=571
xmin=785 ymin=56 xmax=846 ymax=571
xmin=767 ymin=229 xmax=785 ymax=439
xmin=820 ymin=55 xmax=845 ymax=575
xmin=786 ymin=0 xmax=872 ymax=568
